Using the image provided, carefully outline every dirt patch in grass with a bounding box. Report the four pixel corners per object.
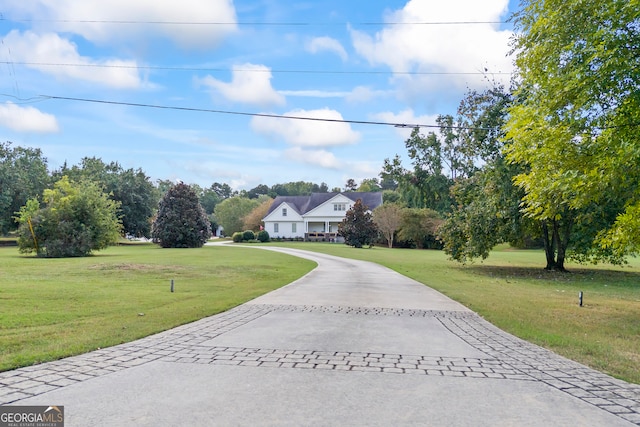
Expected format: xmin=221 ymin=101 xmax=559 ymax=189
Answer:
xmin=620 ymin=350 xmax=640 ymax=365
xmin=88 ymin=263 xmax=184 ymax=272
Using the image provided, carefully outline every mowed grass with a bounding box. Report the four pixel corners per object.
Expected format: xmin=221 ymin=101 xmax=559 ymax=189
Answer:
xmin=0 ymin=244 xmax=315 ymax=372
xmin=264 ymin=242 xmax=640 ymax=384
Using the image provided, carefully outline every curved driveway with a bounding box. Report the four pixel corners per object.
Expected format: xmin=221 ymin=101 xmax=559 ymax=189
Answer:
xmin=1 ymin=245 xmax=639 ymax=426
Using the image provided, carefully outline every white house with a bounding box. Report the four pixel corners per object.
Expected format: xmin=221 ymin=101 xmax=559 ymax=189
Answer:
xmin=262 ymin=192 xmax=383 ymax=241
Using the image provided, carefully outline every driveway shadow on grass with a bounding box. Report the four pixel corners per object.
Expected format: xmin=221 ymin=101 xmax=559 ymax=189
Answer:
xmin=463 ymin=264 xmax=640 ymax=288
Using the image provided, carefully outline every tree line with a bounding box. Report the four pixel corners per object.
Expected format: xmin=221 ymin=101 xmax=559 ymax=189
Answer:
xmin=0 ymin=144 xmax=389 ymax=253
xmin=0 ymin=140 xmax=443 ymax=256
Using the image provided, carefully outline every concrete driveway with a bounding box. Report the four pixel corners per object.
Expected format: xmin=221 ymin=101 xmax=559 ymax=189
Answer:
xmin=1 ymin=246 xmax=639 ymax=426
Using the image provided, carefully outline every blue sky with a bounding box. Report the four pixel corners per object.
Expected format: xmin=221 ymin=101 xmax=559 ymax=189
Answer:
xmin=0 ymin=0 xmax=518 ymax=191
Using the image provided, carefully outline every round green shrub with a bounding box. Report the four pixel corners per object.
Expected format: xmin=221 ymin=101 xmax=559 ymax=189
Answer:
xmin=242 ymin=230 xmax=255 ymax=241
xmin=257 ymin=230 xmax=270 ymax=242
xmin=232 ymin=232 xmax=244 ymax=243
xmin=152 ymin=182 xmax=211 ymax=248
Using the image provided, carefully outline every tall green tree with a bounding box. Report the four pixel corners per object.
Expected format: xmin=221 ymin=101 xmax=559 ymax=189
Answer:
xmin=214 ymin=196 xmax=260 ymax=235
xmin=199 ymin=185 xmax=221 ymax=215
xmin=344 ymin=179 xmax=358 ymax=192
xmin=269 ymin=181 xmax=326 ymax=197
xmin=60 ymin=157 xmax=157 ymax=238
xmin=16 ymin=176 xmax=121 ymax=257
xmin=441 ymin=158 xmax=531 ymax=262
xmin=338 ymin=199 xmax=378 ymax=248
xmin=192 ymin=184 xmax=223 ymax=233
xmin=243 ymin=198 xmax=274 ymax=231
xmin=397 ymin=208 xmax=443 ymax=250
xmin=381 ymin=130 xmax=453 ymax=214
xmin=439 ymin=85 xmax=538 ymax=263
xmin=152 ymin=183 xmax=211 ymax=248
xmin=113 ymin=168 xmax=157 ymax=238
xmin=357 ymin=178 xmax=382 ymax=192
xmin=0 ymin=142 xmax=50 ymax=234
xmin=211 ymin=182 xmax=235 ymax=199
xmin=247 ymin=184 xmax=270 ymax=199
xmin=457 ymin=84 xmax=511 ymax=163
xmin=505 ymin=0 xmax=640 ymax=268
xmin=156 ymin=179 xmax=175 ymax=197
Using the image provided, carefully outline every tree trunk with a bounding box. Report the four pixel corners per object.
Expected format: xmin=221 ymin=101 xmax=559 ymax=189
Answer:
xmin=551 ymin=220 xmax=567 ymax=272
xmin=541 ymin=220 xmax=558 ymax=270
xmin=556 ymin=216 xmax=573 ymax=272
xmin=541 ymin=218 xmax=572 ymax=272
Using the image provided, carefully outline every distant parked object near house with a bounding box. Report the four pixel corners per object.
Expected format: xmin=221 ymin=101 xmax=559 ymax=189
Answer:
xmin=263 ymin=192 xmax=382 ymax=242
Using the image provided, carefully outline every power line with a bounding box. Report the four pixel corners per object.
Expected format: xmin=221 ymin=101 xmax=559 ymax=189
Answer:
xmin=30 ymin=94 xmax=639 ymax=132
xmin=8 ymin=94 xmax=636 ymax=132
xmin=0 ymin=61 xmax=511 ymax=76
xmin=2 ymin=18 xmax=507 ymax=26
xmin=37 ymin=94 xmax=490 ymax=131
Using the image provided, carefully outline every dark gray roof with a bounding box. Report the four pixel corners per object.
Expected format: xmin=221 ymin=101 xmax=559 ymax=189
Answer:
xmin=266 ymin=192 xmax=383 ymax=216
xmin=342 ymin=192 xmax=383 ymax=211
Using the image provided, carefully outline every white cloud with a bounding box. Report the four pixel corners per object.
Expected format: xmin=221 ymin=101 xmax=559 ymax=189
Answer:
xmin=350 ymin=0 xmax=513 ymax=91
xmin=198 ymin=64 xmax=285 ymax=107
xmin=251 ymin=108 xmax=360 ymax=147
xmin=0 ymin=102 xmax=59 ymax=133
xmin=346 ymin=86 xmax=390 ymax=104
xmin=284 ymin=147 xmax=342 ymax=169
xmin=279 ymin=90 xmax=350 ymax=98
xmin=4 ymin=30 xmax=143 ymax=89
xmin=184 ymin=161 xmax=261 ymax=190
xmin=3 ymin=0 xmax=237 ymax=49
xmin=285 ymin=147 xmax=342 ymax=169
xmin=345 ymin=161 xmax=379 ymax=178
xmin=279 ymin=87 xmax=390 ymax=102
xmin=373 ymin=109 xmax=440 ymax=138
xmin=283 ymin=147 xmax=378 ymax=176
xmin=306 ymin=36 xmax=348 ymax=61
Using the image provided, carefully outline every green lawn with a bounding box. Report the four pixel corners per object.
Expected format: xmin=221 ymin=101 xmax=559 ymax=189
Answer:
xmin=0 ymin=244 xmax=315 ymax=372
xmin=262 ymin=242 xmax=640 ymax=384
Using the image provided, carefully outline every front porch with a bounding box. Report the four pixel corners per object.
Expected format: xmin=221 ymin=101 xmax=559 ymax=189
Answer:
xmin=304 ymin=220 xmax=342 ymax=242
xmin=305 ymin=232 xmax=340 ymax=242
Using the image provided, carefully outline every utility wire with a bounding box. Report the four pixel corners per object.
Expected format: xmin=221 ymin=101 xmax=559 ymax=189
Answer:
xmin=1 ymin=61 xmax=510 ymax=76
xmin=2 ymin=18 xmax=507 ymax=26
xmin=32 ymin=94 xmax=639 ymax=132
xmin=8 ymin=94 xmax=635 ymax=132
xmin=37 ymin=94 xmax=490 ymax=131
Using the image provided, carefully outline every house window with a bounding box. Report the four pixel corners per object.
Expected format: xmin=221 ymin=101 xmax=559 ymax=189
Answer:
xmin=282 ymin=208 xmax=287 ymax=217
xmin=292 ymin=223 xmax=297 ymax=233
xmin=274 ymin=223 xmax=279 ymax=233
xmin=334 ymin=203 xmax=346 ymax=211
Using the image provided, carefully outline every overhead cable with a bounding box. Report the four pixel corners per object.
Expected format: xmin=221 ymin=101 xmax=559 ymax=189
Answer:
xmin=1 ymin=61 xmax=511 ymax=76
xmin=37 ymin=94 xmax=491 ymax=131
xmin=1 ymin=18 xmax=508 ymax=26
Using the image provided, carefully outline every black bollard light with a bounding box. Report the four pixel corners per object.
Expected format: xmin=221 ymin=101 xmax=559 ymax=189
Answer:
xmin=579 ymin=291 xmax=583 ymax=307
xmin=171 ymin=279 xmax=174 ymax=293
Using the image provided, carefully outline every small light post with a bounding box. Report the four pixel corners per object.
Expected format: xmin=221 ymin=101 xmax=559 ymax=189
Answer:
xmin=578 ymin=291 xmax=583 ymax=307
xmin=171 ymin=279 xmax=174 ymax=293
